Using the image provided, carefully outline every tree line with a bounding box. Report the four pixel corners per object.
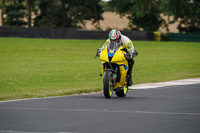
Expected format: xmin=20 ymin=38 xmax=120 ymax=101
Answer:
xmin=1 ymin=0 xmax=200 ymax=33
xmin=1 ymin=0 xmax=103 ymax=29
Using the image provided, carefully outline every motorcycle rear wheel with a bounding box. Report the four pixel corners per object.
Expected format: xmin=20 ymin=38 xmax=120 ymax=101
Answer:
xmin=116 ymin=86 xmax=128 ymax=97
xmin=103 ymin=71 xmax=113 ymax=99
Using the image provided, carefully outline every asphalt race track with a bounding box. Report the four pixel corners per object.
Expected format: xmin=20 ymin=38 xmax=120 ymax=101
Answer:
xmin=0 ymin=83 xmax=200 ymax=133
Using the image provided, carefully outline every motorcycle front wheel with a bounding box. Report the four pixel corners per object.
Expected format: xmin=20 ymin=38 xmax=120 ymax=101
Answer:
xmin=116 ymin=86 xmax=128 ymax=97
xmin=103 ymin=71 xmax=113 ymax=99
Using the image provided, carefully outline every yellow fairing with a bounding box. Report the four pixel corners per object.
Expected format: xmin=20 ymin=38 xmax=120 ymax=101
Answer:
xmin=100 ymin=46 xmax=109 ymax=63
xmin=100 ymin=46 xmax=109 ymax=77
xmin=111 ymin=47 xmax=127 ymax=65
xmin=100 ymin=45 xmax=129 ymax=89
xmin=100 ymin=46 xmax=128 ymax=66
xmin=114 ymin=66 xmax=127 ymax=89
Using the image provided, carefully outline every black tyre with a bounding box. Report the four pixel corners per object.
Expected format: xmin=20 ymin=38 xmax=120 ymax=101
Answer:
xmin=103 ymin=71 xmax=113 ymax=99
xmin=116 ymin=86 xmax=128 ymax=97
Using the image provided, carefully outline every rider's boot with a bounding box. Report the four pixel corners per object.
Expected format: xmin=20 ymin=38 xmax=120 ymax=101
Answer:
xmin=127 ymin=75 xmax=133 ymax=86
xmin=127 ymin=59 xmax=134 ymax=86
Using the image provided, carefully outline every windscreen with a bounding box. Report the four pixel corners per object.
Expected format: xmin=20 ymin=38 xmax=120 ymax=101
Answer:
xmin=107 ymin=42 xmax=121 ymax=51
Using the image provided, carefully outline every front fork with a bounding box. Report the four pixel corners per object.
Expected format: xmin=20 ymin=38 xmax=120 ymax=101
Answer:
xmin=101 ymin=64 xmax=127 ymax=89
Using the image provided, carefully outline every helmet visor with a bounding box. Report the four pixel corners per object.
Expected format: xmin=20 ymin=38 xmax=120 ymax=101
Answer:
xmin=111 ymin=38 xmax=121 ymax=43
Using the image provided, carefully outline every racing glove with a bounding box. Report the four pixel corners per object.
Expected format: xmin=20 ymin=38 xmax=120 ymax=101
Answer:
xmin=132 ymin=50 xmax=138 ymax=58
xmin=124 ymin=50 xmax=138 ymax=60
xmin=96 ymin=48 xmax=102 ymax=57
xmin=124 ymin=53 xmax=132 ymax=60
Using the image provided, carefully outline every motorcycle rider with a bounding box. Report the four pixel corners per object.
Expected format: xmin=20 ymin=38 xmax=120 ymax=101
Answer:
xmin=97 ymin=29 xmax=138 ymax=86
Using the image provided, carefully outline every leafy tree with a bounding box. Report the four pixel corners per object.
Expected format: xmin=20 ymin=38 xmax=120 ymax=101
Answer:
xmin=34 ymin=0 xmax=104 ymax=29
xmin=4 ymin=0 xmax=27 ymax=27
xmin=34 ymin=0 xmax=71 ymax=28
xmin=2 ymin=0 xmax=103 ymax=29
xmin=109 ymin=0 xmax=200 ymax=33
xmin=109 ymin=0 xmax=165 ymax=31
xmin=160 ymin=0 xmax=200 ymax=33
xmin=1 ymin=0 xmax=6 ymax=26
xmin=99 ymin=1 xmax=115 ymax=12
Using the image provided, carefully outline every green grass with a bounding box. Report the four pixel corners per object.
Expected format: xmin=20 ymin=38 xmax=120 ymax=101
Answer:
xmin=0 ymin=37 xmax=200 ymax=101
xmin=133 ymin=41 xmax=200 ymax=84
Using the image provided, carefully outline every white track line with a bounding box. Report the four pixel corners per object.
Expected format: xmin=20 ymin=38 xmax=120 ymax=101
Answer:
xmin=0 ymin=107 xmax=200 ymax=116
xmin=129 ymin=78 xmax=200 ymax=90
xmin=0 ymin=130 xmax=78 ymax=133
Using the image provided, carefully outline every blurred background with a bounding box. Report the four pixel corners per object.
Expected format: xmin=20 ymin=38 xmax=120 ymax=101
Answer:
xmin=0 ymin=0 xmax=200 ymax=41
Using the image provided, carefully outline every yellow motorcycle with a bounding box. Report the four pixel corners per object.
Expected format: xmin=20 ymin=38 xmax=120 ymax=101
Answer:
xmin=97 ymin=42 xmax=129 ymax=99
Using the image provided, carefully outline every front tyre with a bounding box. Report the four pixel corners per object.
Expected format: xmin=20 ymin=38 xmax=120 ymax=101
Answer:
xmin=116 ymin=86 xmax=128 ymax=97
xmin=103 ymin=71 xmax=113 ymax=99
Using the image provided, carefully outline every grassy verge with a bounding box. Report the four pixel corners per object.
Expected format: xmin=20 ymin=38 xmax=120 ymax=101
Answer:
xmin=0 ymin=37 xmax=200 ymax=100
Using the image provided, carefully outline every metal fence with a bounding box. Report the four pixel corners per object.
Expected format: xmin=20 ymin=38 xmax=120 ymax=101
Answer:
xmin=1 ymin=27 xmax=199 ymax=42
xmin=168 ymin=33 xmax=200 ymax=42
xmin=0 ymin=27 xmax=153 ymax=41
